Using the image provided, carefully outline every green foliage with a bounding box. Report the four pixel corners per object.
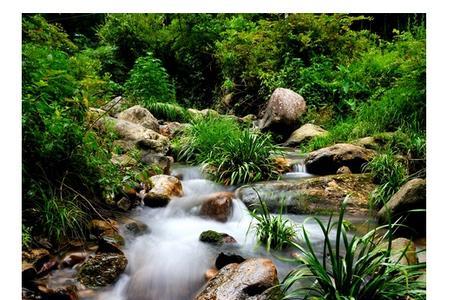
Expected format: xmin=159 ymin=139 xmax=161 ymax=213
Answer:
xmin=174 ymin=116 xmax=279 ymax=184
xmin=202 ymin=129 xmax=280 ymax=185
xmin=174 ymin=116 xmax=241 ymax=163
xmin=146 ymin=102 xmax=190 ymax=122
xmin=22 ymin=225 xmax=32 ymax=249
xmin=248 ymin=192 xmax=296 ymax=251
xmin=280 ymin=199 xmax=426 ymax=300
xmin=124 ymin=52 xmax=176 ymax=106
xmin=363 ymin=151 xmax=408 ymax=208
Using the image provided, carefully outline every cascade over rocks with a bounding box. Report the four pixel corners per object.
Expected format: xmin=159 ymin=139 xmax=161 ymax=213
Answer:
xmin=116 ymin=105 xmax=160 ymax=132
xmin=195 ymin=258 xmax=279 ymax=300
xmin=199 ymin=192 xmax=234 ymax=222
xmin=305 ymin=143 xmax=376 ymax=175
xmin=283 ymin=123 xmax=328 ymax=147
xmin=377 ymin=178 xmax=426 ymax=236
xmin=237 ymin=174 xmax=376 ymax=215
xmin=258 ymin=88 xmax=306 ymax=137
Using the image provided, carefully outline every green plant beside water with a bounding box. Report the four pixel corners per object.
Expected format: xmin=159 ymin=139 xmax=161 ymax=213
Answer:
xmin=248 ymin=191 xmax=296 ymax=251
xmin=279 ymin=198 xmax=426 ymax=300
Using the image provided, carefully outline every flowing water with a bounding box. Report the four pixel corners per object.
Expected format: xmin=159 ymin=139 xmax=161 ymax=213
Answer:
xmin=45 ymin=153 xmax=373 ymax=300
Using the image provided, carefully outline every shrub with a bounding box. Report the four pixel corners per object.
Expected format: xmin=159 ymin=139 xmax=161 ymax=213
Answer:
xmin=146 ymin=102 xmax=191 ymax=123
xmin=248 ymin=192 xmax=296 ymax=251
xmin=279 ymin=198 xmax=426 ymax=300
xmin=124 ymin=52 xmax=176 ymax=106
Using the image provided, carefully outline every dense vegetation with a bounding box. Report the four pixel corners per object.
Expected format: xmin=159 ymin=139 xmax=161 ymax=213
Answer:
xmin=22 ymin=13 xmax=425 ymax=249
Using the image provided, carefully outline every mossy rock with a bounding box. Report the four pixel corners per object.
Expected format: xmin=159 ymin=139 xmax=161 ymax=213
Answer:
xmin=77 ymin=253 xmax=127 ymax=288
xmin=199 ymin=230 xmax=236 ymax=245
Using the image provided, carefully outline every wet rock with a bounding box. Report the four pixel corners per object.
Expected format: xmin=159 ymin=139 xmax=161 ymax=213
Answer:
xmin=88 ymin=219 xmax=118 ymax=237
xmin=283 ymin=123 xmax=328 ymax=147
xmin=337 ymin=166 xmax=352 ymax=174
xmin=77 ymin=253 xmax=127 ymax=288
xmin=22 ymin=262 xmax=37 ymax=281
xmin=215 ymin=252 xmax=245 ymax=270
xmin=352 ymin=133 xmax=395 ymax=150
xmin=305 ymin=143 xmax=376 ymax=175
xmin=237 ymin=174 xmax=376 ymax=215
xmin=141 ymin=152 xmax=173 ymax=175
xmin=195 ymin=258 xmax=279 ymax=300
xmin=199 ymin=230 xmax=237 ymax=245
xmin=117 ymin=105 xmax=159 ymax=132
xmin=97 ymin=231 xmax=125 ymax=251
xmin=273 ymin=156 xmax=292 ymax=174
xmin=240 ymin=114 xmax=257 ymax=124
xmin=143 ymin=192 xmax=170 ymax=208
xmin=117 ymin=197 xmax=132 ymax=211
xmin=36 ymin=258 xmax=58 ymax=277
xmin=377 ymin=178 xmax=426 ymax=236
xmin=258 ymin=88 xmax=306 ymax=137
xmin=143 ymin=175 xmax=183 ymax=207
xmin=200 ymin=192 xmax=234 ymax=222
xmin=61 ymin=252 xmax=89 ymax=268
xmin=205 ymin=268 xmax=219 ymax=281
xmin=123 ymin=220 xmax=150 ymax=237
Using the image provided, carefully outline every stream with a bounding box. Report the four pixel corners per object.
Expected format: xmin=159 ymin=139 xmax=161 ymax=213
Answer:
xmin=45 ymin=151 xmax=374 ymax=300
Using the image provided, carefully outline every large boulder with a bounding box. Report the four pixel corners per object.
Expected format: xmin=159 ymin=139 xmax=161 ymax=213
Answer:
xmin=237 ymin=174 xmax=376 ymax=215
xmin=305 ymin=143 xmax=376 ymax=175
xmin=258 ymin=88 xmax=306 ymax=137
xmin=195 ymin=258 xmax=279 ymax=300
xmin=377 ymin=178 xmax=426 ymax=236
xmin=200 ymin=192 xmax=234 ymax=222
xmin=117 ymin=105 xmax=159 ymax=132
xmin=77 ymin=253 xmax=127 ymax=288
xmin=159 ymin=121 xmax=184 ymax=138
xmin=283 ymin=123 xmax=328 ymax=147
xmin=90 ymin=111 xmax=169 ymax=155
xmin=143 ymin=175 xmax=183 ymax=207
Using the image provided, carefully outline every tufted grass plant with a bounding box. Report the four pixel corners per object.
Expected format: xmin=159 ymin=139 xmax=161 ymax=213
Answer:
xmin=202 ymin=129 xmax=281 ymax=185
xmin=146 ymin=102 xmax=191 ymax=123
xmin=248 ymin=191 xmax=296 ymax=251
xmin=363 ymin=151 xmax=408 ymax=209
xmin=279 ymin=197 xmax=426 ymax=300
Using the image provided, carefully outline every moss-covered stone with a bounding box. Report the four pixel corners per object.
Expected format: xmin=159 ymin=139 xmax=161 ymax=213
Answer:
xmin=199 ymin=230 xmax=236 ymax=245
xmin=77 ymin=253 xmax=127 ymax=288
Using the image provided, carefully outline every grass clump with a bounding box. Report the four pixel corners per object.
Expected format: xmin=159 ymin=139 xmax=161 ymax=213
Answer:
xmin=363 ymin=151 xmax=408 ymax=209
xmin=280 ymin=198 xmax=426 ymax=300
xmin=174 ymin=116 xmax=280 ymax=185
xmin=248 ymin=192 xmax=296 ymax=251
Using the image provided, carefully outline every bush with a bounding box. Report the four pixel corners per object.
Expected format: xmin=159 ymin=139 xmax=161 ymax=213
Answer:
xmin=248 ymin=192 xmax=296 ymax=251
xmin=146 ymin=102 xmax=191 ymax=123
xmin=280 ymin=198 xmax=426 ymax=300
xmin=124 ymin=52 xmax=176 ymax=106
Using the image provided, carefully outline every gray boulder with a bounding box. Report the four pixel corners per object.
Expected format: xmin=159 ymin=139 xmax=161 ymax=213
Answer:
xmin=117 ymin=105 xmax=160 ymax=132
xmin=305 ymin=143 xmax=375 ymax=175
xmin=258 ymin=88 xmax=306 ymax=137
